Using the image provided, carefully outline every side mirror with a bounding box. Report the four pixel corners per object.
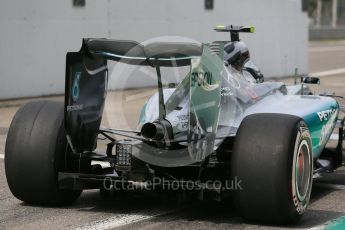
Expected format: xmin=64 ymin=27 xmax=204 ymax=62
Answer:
xmin=243 ymin=66 xmax=265 ymax=83
xmin=301 ymin=76 xmax=320 ymax=84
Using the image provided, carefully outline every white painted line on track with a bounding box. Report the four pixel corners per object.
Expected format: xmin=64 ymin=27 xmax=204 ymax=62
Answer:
xmin=0 ymin=154 xmax=4 ymax=159
xmin=310 ymin=68 xmax=345 ymax=77
xmin=74 ymin=208 xmax=180 ymax=230
xmin=74 ymin=213 xmax=156 ymax=230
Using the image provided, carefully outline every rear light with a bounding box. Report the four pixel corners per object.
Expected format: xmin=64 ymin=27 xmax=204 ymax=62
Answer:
xmin=115 ymin=141 xmax=132 ymax=167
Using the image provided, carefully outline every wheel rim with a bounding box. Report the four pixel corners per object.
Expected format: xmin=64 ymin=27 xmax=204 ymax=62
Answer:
xmin=295 ymin=140 xmax=311 ymax=202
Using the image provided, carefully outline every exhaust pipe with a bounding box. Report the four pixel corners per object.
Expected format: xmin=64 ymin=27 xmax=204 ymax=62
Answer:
xmin=141 ymin=122 xmax=164 ymax=140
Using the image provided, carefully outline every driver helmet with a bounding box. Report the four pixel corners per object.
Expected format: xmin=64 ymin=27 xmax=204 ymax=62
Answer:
xmin=223 ymin=41 xmax=250 ymax=71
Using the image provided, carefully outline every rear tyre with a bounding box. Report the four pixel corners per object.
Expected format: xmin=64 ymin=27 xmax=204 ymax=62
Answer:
xmin=5 ymin=101 xmax=82 ymax=206
xmin=231 ymin=113 xmax=313 ymax=224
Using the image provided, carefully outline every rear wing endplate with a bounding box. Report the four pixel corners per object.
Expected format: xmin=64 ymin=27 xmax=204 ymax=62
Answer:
xmin=65 ymin=51 xmax=107 ymax=153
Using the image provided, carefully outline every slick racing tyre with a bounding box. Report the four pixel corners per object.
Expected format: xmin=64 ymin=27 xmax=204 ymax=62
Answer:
xmin=5 ymin=101 xmax=82 ymax=205
xmin=231 ymin=113 xmax=313 ymax=224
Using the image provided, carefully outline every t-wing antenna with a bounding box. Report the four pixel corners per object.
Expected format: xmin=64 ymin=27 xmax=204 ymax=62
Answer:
xmin=214 ymin=25 xmax=255 ymax=42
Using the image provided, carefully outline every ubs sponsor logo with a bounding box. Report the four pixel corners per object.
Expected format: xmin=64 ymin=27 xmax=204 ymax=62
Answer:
xmin=221 ymin=87 xmax=233 ymax=96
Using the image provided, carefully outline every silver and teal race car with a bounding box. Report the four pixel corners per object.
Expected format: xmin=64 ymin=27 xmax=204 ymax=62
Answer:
xmin=4 ymin=25 xmax=344 ymax=224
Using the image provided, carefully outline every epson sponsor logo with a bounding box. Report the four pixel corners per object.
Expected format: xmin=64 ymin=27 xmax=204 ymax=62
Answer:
xmin=317 ymin=109 xmax=336 ymax=121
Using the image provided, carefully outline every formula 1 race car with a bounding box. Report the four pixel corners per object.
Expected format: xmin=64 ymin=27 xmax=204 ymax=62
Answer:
xmin=5 ymin=25 xmax=345 ymax=224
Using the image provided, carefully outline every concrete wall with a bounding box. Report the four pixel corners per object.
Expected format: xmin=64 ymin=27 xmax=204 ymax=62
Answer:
xmin=0 ymin=0 xmax=308 ymax=99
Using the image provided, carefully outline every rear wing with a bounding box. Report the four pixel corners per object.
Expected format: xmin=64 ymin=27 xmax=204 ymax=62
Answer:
xmin=80 ymin=38 xmax=202 ymax=66
xmin=64 ymin=38 xmax=203 ymax=153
